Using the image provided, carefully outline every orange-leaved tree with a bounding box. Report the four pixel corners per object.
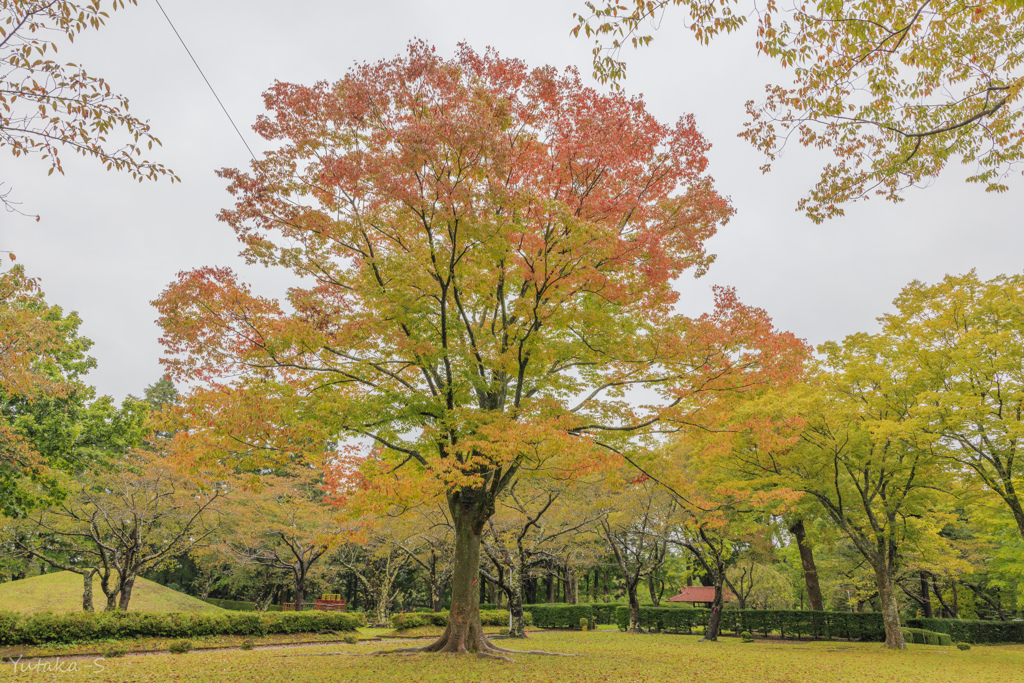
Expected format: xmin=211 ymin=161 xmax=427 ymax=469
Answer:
xmin=154 ymin=42 xmax=804 ymax=657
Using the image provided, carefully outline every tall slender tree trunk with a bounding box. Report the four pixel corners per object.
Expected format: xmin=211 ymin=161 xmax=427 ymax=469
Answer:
xmin=789 ymin=520 xmax=824 ymax=611
xmin=920 ymin=571 xmax=933 ymax=618
xmin=294 ymin=572 xmax=306 ymax=611
xmin=82 ymin=570 xmax=95 ymax=613
xmin=873 ymin=563 xmax=906 ymax=649
xmin=702 ymin=580 xmax=725 ymax=641
xmin=626 ymin=578 xmax=641 ymax=632
xmin=648 ymin=573 xmax=660 ymax=607
xmin=508 ymin=556 xmax=527 ymax=638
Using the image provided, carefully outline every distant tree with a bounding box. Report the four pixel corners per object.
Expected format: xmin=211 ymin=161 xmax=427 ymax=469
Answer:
xmin=883 ymin=271 xmax=1024 ymax=541
xmin=13 ymin=448 xmax=223 ymax=610
xmin=599 ymin=479 xmax=677 ymax=633
xmin=143 ymin=377 xmax=179 ymax=409
xmin=0 ymin=264 xmax=147 ymax=516
xmin=0 ymin=0 xmax=175 ymax=214
xmin=225 ymin=466 xmax=337 ymax=609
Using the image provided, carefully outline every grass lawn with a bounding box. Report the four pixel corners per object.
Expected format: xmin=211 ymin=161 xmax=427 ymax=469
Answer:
xmin=7 ymin=631 xmax=1021 ymax=682
xmin=0 ymin=572 xmax=223 ymax=614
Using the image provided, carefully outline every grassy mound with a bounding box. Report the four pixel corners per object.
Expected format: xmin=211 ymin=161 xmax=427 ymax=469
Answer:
xmin=0 ymin=571 xmax=223 ymax=614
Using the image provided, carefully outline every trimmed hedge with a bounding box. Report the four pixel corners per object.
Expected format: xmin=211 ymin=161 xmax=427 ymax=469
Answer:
xmin=614 ymin=606 xmax=707 ymax=633
xmin=905 ymin=617 xmax=1024 ymax=644
xmin=0 ymin=610 xmax=365 ymax=646
xmin=591 ymin=603 xmax=624 ymax=625
xmin=202 ymin=597 xmax=282 ymax=612
xmin=523 ymin=604 xmax=594 ymax=629
xmin=613 ymin=607 xmax=887 ymax=641
xmin=390 ymin=610 xmax=531 ymax=631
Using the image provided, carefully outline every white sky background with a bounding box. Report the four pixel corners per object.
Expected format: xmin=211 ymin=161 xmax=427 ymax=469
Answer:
xmin=2 ymin=0 xmax=1021 ymax=400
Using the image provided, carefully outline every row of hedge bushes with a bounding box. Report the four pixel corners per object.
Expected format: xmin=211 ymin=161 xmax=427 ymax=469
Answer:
xmin=612 ymin=607 xmax=888 ymax=642
xmin=906 ymin=618 xmax=1024 ymax=644
xmin=525 ymin=604 xmax=594 ymax=629
xmin=390 ymin=610 xmax=530 ymax=631
xmin=202 ymin=597 xmax=282 ymax=612
xmin=0 ymin=610 xmax=365 ymax=645
xmin=902 ymin=627 xmax=953 ymax=646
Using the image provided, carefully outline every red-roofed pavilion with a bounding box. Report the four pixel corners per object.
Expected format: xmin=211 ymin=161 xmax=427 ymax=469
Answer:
xmin=666 ymin=587 xmax=737 ymax=608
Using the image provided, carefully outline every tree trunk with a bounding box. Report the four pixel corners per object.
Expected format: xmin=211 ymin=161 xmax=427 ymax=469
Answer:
xmin=874 ymin=564 xmax=906 ymax=649
xmin=648 ymin=573 xmax=660 ymax=607
xmin=789 ymin=520 xmax=824 ymax=611
xmin=82 ymin=570 xmax=95 ymax=613
xmin=566 ymin=566 xmax=577 ymax=604
xmin=920 ymin=571 xmax=932 ymax=618
xmin=418 ymin=490 xmax=497 ymax=654
xmin=626 ymin=579 xmax=641 ymax=632
xmin=294 ymin=575 xmax=306 ymax=611
xmin=546 ymin=571 xmax=555 ymax=603
xmin=117 ymin=575 xmax=136 ymax=612
xmin=702 ymin=581 xmax=725 ymax=641
xmin=508 ymin=557 xmax=527 ymax=638
xmin=376 ymin=573 xmax=394 ymax=626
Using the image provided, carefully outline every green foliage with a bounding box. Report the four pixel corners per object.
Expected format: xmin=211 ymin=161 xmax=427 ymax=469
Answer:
xmin=958 ymin=642 xmax=972 ymax=650
xmin=591 ymin=603 xmax=624 ymax=625
xmin=613 ymin=606 xmax=708 ymax=633
xmin=580 ymin=617 xmax=589 ymax=631
xmin=741 ymin=631 xmax=754 ymax=642
xmin=0 ymin=609 xmax=364 ymax=645
xmin=390 ymin=610 xmax=525 ymax=631
xmin=524 ymin=604 xmax=594 ymax=629
xmin=240 ymin=638 xmax=255 ymax=650
xmin=343 ymin=633 xmax=359 ymax=644
xmin=202 ymin=597 xmax=282 ymax=612
xmin=614 ymin=607 xmax=888 ymax=641
xmin=168 ymin=639 xmax=192 ymax=654
xmin=906 ymin=617 xmax=1024 ymax=644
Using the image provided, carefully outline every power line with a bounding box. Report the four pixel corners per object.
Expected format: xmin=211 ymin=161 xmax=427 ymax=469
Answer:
xmin=153 ymin=0 xmax=257 ymax=162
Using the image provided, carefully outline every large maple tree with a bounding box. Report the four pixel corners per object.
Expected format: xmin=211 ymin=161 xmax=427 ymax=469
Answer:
xmin=154 ymin=42 xmax=803 ymax=656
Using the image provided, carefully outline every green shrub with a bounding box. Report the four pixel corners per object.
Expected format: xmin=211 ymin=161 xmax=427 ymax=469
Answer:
xmin=390 ymin=610 xmax=527 ymax=631
xmin=580 ymin=617 xmax=589 ymax=631
xmin=957 ymin=642 xmax=971 ymax=651
xmin=168 ymin=639 xmax=192 ymax=654
xmin=612 ymin=607 xmax=889 ymax=641
xmin=590 ymin=603 xmax=624 ymax=626
xmin=741 ymin=631 xmax=754 ymax=642
xmin=937 ymin=633 xmax=953 ymax=647
xmin=203 ymin=598 xmax=283 ymax=612
xmin=524 ymin=604 xmax=593 ymax=629
xmin=343 ymin=633 xmax=359 ymax=644
xmin=0 ymin=610 xmax=362 ymax=645
xmin=905 ymin=617 xmax=1024 ymax=644
xmin=240 ymin=638 xmax=255 ymax=650
xmin=923 ymin=631 xmax=941 ymax=646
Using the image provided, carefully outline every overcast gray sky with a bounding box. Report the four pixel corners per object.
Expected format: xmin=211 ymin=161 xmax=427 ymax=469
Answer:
xmin=3 ymin=0 xmax=1021 ymax=400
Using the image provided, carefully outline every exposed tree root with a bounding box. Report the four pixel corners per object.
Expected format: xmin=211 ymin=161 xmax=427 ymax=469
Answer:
xmin=365 ymin=631 xmax=583 ymax=659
